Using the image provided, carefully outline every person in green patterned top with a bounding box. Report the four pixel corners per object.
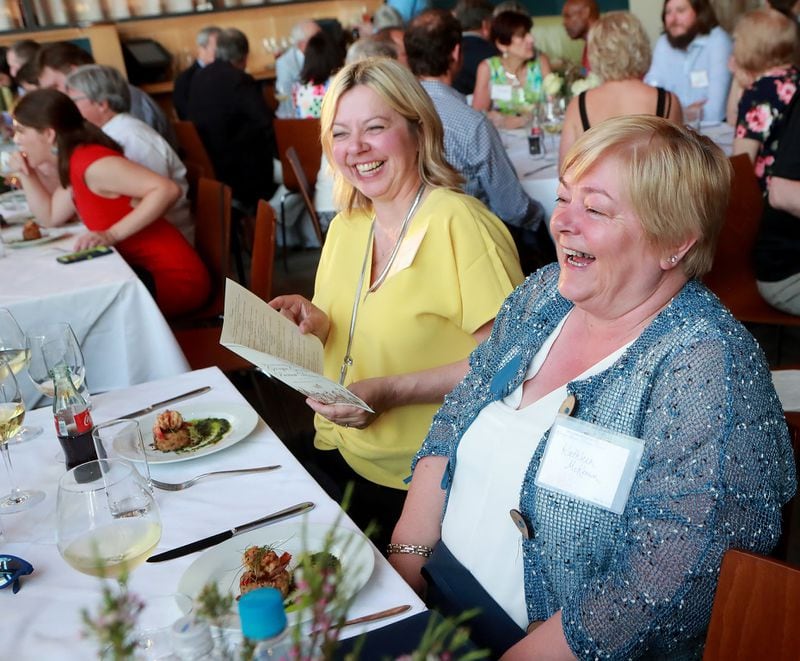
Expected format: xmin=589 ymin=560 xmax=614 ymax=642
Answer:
xmin=472 ymin=10 xmax=551 ymax=129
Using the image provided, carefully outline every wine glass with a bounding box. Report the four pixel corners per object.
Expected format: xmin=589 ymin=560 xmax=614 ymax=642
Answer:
xmin=0 ymin=368 xmax=45 ymax=512
xmin=28 ymin=322 xmax=90 ymax=404
xmin=56 ymin=459 xmax=161 ymax=579
xmin=0 ymin=308 xmax=43 ymax=443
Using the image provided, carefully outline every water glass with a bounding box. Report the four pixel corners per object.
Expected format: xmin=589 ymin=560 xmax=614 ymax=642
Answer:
xmin=28 ymin=322 xmax=90 ymax=404
xmin=92 ymin=419 xmax=152 ymax=489
xmin=56 ymin=459 xmax=161 ymax=579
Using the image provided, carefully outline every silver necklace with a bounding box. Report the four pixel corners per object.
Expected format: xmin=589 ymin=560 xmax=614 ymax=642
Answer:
xmin=338 ymin=183 xmax=426 ymax=385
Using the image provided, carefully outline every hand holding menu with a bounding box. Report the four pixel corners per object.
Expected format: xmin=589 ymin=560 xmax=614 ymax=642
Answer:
xmin=219 ymin=279 xmax=372 ymax=410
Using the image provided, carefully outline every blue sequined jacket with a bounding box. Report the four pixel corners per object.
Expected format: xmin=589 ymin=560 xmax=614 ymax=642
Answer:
xmin=415 ymin=265 xmax=797 ymax=659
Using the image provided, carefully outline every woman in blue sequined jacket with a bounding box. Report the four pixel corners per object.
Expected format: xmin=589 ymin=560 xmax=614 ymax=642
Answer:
xmin=389 ymin=116 xmax=797 ymax=660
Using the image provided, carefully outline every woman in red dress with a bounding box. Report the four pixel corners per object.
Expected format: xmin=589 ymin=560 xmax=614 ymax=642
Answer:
xmin=11 ymin=89 xmax=210 ymax=318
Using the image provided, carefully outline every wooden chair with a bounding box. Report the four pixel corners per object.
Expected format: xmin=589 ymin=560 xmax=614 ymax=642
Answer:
xmin=173 ymin=199 xmax=276 ymax=372
xmin=172 ymin=120 xmax=216 ymax=181
xmin=702 ymin=154 xmax=800 ymax=358
xmin=171 ymin=177 xmax=231 ymax=326
xmin=273 ymin=118 xmax=323 ymax=268
xmin=703 ymin=549 xmax=800 ymax=660
xmin=286 ymin=146 xmax=324 ymax=246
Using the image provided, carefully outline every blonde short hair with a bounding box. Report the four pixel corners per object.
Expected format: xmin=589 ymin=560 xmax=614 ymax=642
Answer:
xmin=319 ymin=57 xmax=462 ymax=214
xmin=588 ymin=12 xmax=651 ymax=82
xmin=561 ymin=116 xmax=731 ymax=279
xmin=733 ymin=8 xmax=798 ymax=76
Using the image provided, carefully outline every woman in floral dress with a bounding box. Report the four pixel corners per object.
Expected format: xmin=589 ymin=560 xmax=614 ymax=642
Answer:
xmin=731 ymin=8 xmax=799 ymax=191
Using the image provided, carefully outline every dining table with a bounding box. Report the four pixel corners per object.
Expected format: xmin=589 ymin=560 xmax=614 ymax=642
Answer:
xmin=503 ymin=121 xmax=736 ymax=219
xmin=0 ymin=366 xmax=425 ymax=660
xmin=0 ymin=214 xmax=189 ymax=407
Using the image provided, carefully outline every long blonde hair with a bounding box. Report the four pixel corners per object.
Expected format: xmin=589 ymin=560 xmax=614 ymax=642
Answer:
xmin=319 ymin=57 xmax=462 ymax=214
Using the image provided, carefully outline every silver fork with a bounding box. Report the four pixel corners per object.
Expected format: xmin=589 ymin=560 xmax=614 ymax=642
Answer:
xmin=151 ymin=465 xmax=281 ymax=491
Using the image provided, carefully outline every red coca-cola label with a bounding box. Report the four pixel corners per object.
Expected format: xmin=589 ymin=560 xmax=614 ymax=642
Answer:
xmin=74 ymin=409 xmax=93 ymax=433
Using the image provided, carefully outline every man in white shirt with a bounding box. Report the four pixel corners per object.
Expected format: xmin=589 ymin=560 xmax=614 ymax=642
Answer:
xmin=274 ymin=21 xmax=321 ymax=118
xmin=65 ymin=64 xmax=193 ymax=243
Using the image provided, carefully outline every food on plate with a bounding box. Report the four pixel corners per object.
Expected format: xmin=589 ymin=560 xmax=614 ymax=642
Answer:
xmin=152 ymin=409 xmax=192 ymax=451
xmin=151 ymin=409 xmax=232 ymax=453
xmin=22 ymin=220 xmax=42 ymax=240
xmin=296 ymin=551 xmax=342 ymax=575
xmin=239 ymin=545 xmax=293 ymax=598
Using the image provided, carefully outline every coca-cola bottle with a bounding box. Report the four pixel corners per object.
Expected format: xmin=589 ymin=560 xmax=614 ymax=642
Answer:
xmin=52 ymin=363 xmax=97 ymax=472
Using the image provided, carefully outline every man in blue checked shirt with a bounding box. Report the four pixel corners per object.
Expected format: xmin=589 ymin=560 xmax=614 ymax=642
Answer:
xmin=405 ymin=9 xmax=556 ymax=274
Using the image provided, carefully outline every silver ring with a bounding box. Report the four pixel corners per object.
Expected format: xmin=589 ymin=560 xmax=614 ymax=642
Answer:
xmin=344 ymin=423 xmax=350 ymax=428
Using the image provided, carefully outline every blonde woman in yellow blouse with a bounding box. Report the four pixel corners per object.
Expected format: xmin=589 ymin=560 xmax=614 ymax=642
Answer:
xmin=270 ymin=58 xmax=523 ymax=543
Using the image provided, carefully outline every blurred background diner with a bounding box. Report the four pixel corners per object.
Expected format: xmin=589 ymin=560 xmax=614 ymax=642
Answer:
xmin=730 ymin=7 xmax=799 ymax=191
xmin=559 ymin=11 xmax=683 ymax=164
xmin=472 ymin=10 xmax=551 ymax=129
xmin=645 ymin=0 xmax=732 ymax=123
xmin=11 ymin=89 xmax=210 ymax=319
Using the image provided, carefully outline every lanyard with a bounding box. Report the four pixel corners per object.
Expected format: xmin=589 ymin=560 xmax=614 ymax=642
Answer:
xmin=338 ymin=184 xmax=426 ymax=386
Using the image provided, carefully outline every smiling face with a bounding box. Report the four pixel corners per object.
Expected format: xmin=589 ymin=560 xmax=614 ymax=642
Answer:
xmin=12 ymin=121 xmax=56 ymax=168
xmin=330 ymin=84 xmax=420 ymax=207
xmin=551 ymin=156 xmax=675 ymax=319
xmin=664 ymin=0 xmax=698 ymax=38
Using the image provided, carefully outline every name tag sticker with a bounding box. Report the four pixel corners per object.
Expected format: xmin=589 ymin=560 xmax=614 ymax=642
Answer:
xmin=534 ymin=414 xmax=644 ymax=514
xmin=690 ymin=70 xmax=709 ymax=88
xmin=491 ymin=83 xmax=513 ymax=102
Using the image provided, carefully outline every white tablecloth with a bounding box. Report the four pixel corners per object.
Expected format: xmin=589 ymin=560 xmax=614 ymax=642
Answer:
xmin=503 ymin=122 xmax=736 ymax=222
xmin=0 ymin=226 xmax=189 ymax=406
xmin=0 ymin=367 xmax=424 ymax=659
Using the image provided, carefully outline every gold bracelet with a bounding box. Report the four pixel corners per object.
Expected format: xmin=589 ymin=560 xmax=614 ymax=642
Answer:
xmin=386 ymin=543 xmax=433 ymax=558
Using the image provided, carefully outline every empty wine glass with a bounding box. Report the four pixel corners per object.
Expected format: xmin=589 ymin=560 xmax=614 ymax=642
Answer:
xmin=56 ymin=459 xmax=161 ymax=579
xmin=0 ymin=369 xmax=45 ymax=512
xmin=0 ymin=309 xmax=42 ymax=443
xmin=28 ymin=322 xmax=90 ymax=404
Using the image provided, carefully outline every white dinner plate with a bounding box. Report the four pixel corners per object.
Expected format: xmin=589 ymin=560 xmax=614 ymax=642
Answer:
xmin=177 ymin=522 xmax=375 ymax=629
xmin=2 ymin=226 xmax=71 ymax=247
xmin=116 ymin=402 xmax=259 ymax=464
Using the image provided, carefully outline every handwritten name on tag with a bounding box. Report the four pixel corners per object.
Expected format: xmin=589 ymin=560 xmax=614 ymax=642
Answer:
xmin=535 ymin=414 xmax=644 ymax=514
xmin=491 ymin=83 xmax=514 ymax=102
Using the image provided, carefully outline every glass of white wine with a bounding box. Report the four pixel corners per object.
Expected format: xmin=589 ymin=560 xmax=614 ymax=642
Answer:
xmin=56 ymin=459 xmax=161 ymax=579
xmin=28 ymin=322 xmax=90 ymax=404
xmin=0 ymin=368 xmax=45 ymax=512
xmin=0 ymin=308 xmax=43 ymax=443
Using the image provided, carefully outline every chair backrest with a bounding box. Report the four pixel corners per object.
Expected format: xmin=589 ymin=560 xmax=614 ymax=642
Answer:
xmin=703 ymin=549 xmax=800 ymax=660
xmin=274 ymin=118 xmax=322 ymax=191
xmin=172 ymin=120 xmax=216 ymax=181
xmin=194 ymin=177 xmax=232 ymax=310
xmin=701 ymin=154 xmax=800 ymax=327
xmin=286 ymin=146 xmax=324 ymax=246
xmin=703 ymin=153 xmax=763 ymax=297
xmin=250 ymin=199 xmax=276 ymax=303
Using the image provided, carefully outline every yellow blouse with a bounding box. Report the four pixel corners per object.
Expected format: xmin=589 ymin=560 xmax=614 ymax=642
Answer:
xmin=312 ymin=188 xmax=524 ymax=489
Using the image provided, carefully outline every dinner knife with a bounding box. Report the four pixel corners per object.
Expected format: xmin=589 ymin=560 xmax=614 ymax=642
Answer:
xmin=146 ymin=501 xmax=315 ymax=562
xmin=117 ymin=386 xmax=212 ymax=420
